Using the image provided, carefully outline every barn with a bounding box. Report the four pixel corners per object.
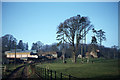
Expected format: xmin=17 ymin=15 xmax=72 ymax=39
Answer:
xmin=5 ymin=50 xmax=38 ymax=60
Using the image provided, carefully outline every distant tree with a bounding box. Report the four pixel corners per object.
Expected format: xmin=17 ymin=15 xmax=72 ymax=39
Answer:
xmin=111 ymin=45 xmax=118 ymax=59
xmin=91 ymin=36 xmax=97 ymax=44
xmin=2 ymin=34 xmax=17 ymax=52
xmin=36 ymin=41 xmax=43 ymax=49
xmin=26 ymin=42 xmax=28 ymax=50
xmin=92 ymin=28 xmax=106 ymax=46
xmin=51 ymin=44 xmax=59 ymax=52
xmin=65 ymin=47 xmax=72 ymax=58
xmin=45 ymin=45 xmax=49 ymax=51
xmin=18 ymin=40 xmax=24 ymax=51
xmin=11 ymin=40 xmax=16 ymax=50
xmin=91 ymin=28 xmax=98 ymax=52
xmin=31 ymin=43 xmax=37 ymax=50
xmin=31 ymin=41 xmax=43 ymax=52
xmin=1 ymin=34 xmax=17 ymax=64
xmin=97 ymin=29 xmax=106 ymax=46
xmin=91 ymin=36 xmax=98 ymax=53
xmin=57 ymin=15 xmax=93 ymax=63
xmin=42 ymin=44 xmax=49 ymax=52
xmin=23 ymin=42 xmax=29 ymax=50
xmin=92 ymin=28 xmax=106 ymax=58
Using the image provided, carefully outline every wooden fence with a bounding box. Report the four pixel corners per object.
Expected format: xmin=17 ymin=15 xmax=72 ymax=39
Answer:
xmin=34 ymin=66 xmax=79 ymax=80
xmin=0 ymin=66 xmax=6 ymax=72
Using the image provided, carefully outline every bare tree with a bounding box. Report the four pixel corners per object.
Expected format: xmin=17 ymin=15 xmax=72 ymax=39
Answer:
xmin=2 ymin=34 xmax=17 ymax=52
xmin=56 ymin=23 xmax=66 ymax=63
xmin=91 ymin=36 xmax=97 ymax=52
xmin=56 ymin=15 xmax=93 ymax=63
xmin=111 ymin=45 xmax=118 ymax=59
xmin=93 ymin=28 xmax=106 ymax=46
xmin=18 ymin=40 xmax=24 ymax=51
xmin=31 ymin=41 xmax=43 ymax=52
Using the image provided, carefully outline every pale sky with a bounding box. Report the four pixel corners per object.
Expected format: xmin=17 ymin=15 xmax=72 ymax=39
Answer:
xmin=2 ymin=2 xmax=118 ymax=49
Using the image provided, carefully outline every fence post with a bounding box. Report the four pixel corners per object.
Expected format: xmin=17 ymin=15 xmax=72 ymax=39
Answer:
xmin=61 ymin=73 xmax=62 ymax=80
xmin=41 ymin=68 xmax=42 ymax=77
xmin=42 ymin=68 xmax=43 ymax=77
xmin=42 ymin=68 xmax=44 ymax=78
xmin=69 ymin=75 xmax=71 ymax=80
xmin=40 ymin=68 xmax=42 ymax=77
xmin=4 ymin=65 xmax=6 ymax=72
xmin=42 ymin=68 xmax=43 ymax=78
xmin=45 ymin=68 xmax=46 ymax=80
xmin=30 ymin=64 xmax=35 ymax=75
xmin=48 ymin=69 xmax=49 ymax=80
xmin=55 ymin=71 xmax=56 ymax=80
xmin=51 ymin=70 xmax=52 ymax=80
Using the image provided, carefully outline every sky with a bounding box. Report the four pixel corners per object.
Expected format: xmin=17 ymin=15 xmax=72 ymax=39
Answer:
xmin=2 ymin=2 xmax=118 ymax=49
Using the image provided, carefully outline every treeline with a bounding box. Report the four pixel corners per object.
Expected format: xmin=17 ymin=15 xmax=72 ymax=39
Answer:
xmin=1 ymin=34 xmax=119 ymax=59
xmin=30 ymin=40 xmax=119 ymax=59
xmin=1 ymin=34 xmax=28 ymax=53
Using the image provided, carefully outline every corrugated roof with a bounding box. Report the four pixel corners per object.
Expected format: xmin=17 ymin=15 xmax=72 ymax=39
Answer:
xmin=6 ymin=50 xmax=36 ymax=53
xmin=7 ymin=52 xmax=30 ymax=55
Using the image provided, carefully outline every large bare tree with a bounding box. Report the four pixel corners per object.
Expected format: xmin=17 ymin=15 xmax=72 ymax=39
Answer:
xmin=56 ymin=15 xmax=93 ymax=63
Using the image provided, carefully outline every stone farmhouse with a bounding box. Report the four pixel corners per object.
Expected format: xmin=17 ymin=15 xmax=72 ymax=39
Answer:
xmin=41 ymin=51 xmax=57 ymax=59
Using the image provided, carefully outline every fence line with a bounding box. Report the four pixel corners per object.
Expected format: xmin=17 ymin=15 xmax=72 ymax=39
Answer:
xmin=34 ymin=66 xmax=79 ymax=80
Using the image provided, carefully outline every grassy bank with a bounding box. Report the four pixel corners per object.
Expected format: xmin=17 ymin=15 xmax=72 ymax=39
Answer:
xmin=36 ymin=58 xmax=120 ymax=78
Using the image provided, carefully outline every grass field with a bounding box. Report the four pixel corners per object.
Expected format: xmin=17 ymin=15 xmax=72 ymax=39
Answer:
xmin=36 ymin=58 xmax=120 ymax=78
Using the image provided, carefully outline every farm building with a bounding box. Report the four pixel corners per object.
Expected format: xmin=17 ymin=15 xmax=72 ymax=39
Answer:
xmin=5 ymin=50 xmax=38 ymax=60
xmin=42 ymin=51 xmax=57 ymax=59
xmin=85 ymin=49 xmax=100 ymax=58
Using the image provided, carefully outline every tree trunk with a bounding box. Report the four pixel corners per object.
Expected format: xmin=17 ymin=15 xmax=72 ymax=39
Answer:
xmin=72 ymin=35 xmax=76 ymax=63
xmin=72 ymin=51 xmax=76 ymax=63
xmin=75 ymin=32 xmax=79 ymax=63
xmin=107 ymin=50 xmax=109 ymax=59
xmin=72 ymin=45 xmax=76 ymax=63
xmin=100 ymin=34 xmax=102 ymax=46
xmin=84 ymin=28 xmax=86 ymax=55
xmin=62 ymin=33 xmax=65 ymax=63
xmin=81 ymin=27 xmax=84 ymax=62
xmin=75 ymin=44 xmax=78 ymax=63
xmin=81 ymin=44 xmax=83 ymax=60
xmin=62 ymin=49 xmax=65 ymax=63
xmin=114 ymin=49 xmax=116 ymax=59
xmin=14 ymin=42 xmax=16 ymax=67
xmin=87 ymin=58 xmax=89 ymax=63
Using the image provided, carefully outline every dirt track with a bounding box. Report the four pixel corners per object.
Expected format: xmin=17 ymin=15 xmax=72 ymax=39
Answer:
xmin=8 ymin=65 xmax=28 ymax=79
xmin=5 ymin=64 xmax=42 ymax=80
